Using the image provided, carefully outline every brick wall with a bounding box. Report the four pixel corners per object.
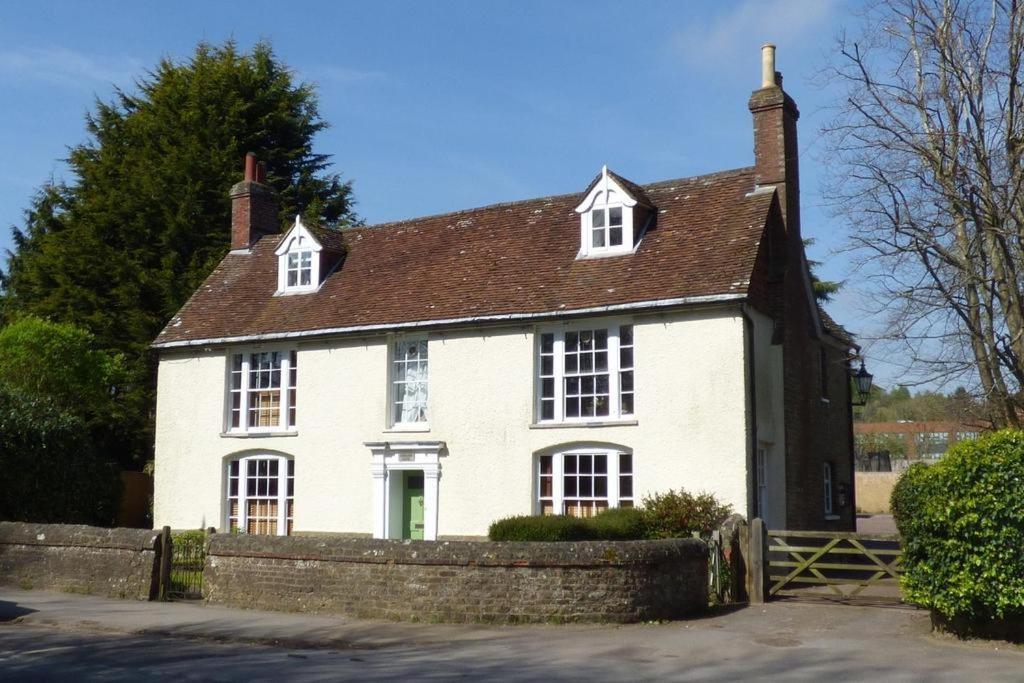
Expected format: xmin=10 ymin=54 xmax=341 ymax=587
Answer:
xmin=203 ymin=535 xmax=707 ymax=623
xmin=0 ymin=522 xmax=161 ymax=600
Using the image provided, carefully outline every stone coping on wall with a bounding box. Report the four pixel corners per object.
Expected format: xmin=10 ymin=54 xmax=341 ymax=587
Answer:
xmin=206 ymin=534 xmax=706 ymax=568
xmin=0 ymin=522 xmax=160 ymax=551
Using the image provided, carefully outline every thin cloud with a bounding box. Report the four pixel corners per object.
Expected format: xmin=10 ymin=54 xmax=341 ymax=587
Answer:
xmin=0 ymin=46 xmax=141 ymax=89
xmin=310 ymin=65 xmax=387 ymax=85
xmin=674 ymin=0 xmax=837 ymax=69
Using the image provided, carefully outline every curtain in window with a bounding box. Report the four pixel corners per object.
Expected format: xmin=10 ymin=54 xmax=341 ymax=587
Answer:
xmin=394 ymin=340 xmax=428 ymax=423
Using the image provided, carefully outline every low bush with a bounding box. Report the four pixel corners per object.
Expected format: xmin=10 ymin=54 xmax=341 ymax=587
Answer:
xmin=893 ymin=429 xmax=1024 ymax=630
xmin=585 ymin=507 xmax=649 ymax=540
xmin=489 ymin=488 xmax=732 ymax=542
xmin=489 ymin=514 xmax=593 ymax=542
xmin=642 ymin=489 xmax=732 ymax=539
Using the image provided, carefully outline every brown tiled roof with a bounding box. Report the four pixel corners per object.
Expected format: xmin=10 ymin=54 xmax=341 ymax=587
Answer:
xmin=307 ymin=225 xmax=347 ymax=253
xmin=819 ymin=305 xmax=856 ymax=347
xmin=155 ymin=167 xmax=774 ymax=347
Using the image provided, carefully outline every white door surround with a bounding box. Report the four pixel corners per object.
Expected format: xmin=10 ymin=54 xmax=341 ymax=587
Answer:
xmin=365 ymin=441 xmax=445 ymax=541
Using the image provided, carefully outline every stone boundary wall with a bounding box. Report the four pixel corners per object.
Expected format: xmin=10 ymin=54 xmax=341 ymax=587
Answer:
xmin=0 ymin=522 xmax=161 ymax=600
xmin=204 ymin=535 xmax=707 ymax=623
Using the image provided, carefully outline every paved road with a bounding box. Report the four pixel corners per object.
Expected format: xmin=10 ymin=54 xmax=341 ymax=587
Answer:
xmin=0 ymin=589 xmax=1021 ymax=681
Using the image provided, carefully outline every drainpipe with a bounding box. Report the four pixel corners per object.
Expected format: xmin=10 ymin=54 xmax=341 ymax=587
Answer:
xmin=741 ymin=305 xmax=759 ymax=522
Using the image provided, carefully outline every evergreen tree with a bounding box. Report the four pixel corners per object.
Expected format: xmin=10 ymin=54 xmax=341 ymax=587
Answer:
xmin=1 ymin=40 xmax=358 ymax=467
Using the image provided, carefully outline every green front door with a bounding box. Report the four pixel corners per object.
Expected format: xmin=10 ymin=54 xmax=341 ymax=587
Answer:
xmin=402 ymin=472 xmax=425 ymax=540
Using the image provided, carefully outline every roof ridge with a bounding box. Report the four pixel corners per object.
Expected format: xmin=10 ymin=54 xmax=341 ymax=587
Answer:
xmin=350 ymin=166 xmax=756 ymax=233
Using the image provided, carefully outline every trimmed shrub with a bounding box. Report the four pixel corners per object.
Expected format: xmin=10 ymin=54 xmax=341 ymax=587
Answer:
xmin=642 ymin=489 xmax=733 ymax=539
xmin=893 ymin=429 xmax=1024 ymax=629
xmin=587 ymin=507 xmax=649 ymax=540
xmin=489 ymin=507 xmax=650 ymax=542
xmin=489 ymin=515 xmax=593 ymax=542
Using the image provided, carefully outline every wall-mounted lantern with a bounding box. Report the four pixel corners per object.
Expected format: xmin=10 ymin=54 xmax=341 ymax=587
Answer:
xmin=851 ymin=360 xmax=873 ymax=406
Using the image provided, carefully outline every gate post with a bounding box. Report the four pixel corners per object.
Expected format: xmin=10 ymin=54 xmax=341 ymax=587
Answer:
xmin=158 ymin=525 xmax=172 ymax=601
xmin=746 ymin=518 xmax=768 ymax=604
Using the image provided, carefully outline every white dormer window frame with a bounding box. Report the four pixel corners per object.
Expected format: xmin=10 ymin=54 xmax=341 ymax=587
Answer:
xmin=574 ymin=165 xmax=638 ymax=258
xmin=274 ymin=216 xmax=323 ymax=294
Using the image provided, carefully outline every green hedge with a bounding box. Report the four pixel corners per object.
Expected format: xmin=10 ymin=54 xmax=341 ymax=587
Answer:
xmin=489 ymin=489 xmax=732 ymax=542
xmin=489 ymin=514 xmax=595 ymax=542
xmin=892 ymin=429 xmax=1024 ymax=628
xmin=0 ymin=383 xmax=121 ymax=525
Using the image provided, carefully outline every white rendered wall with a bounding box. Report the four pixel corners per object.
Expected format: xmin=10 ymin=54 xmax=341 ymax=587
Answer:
xmin=154 ymin=308 xmax=751 ymax=537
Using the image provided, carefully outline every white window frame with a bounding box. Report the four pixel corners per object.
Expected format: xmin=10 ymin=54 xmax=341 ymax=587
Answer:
xmin=388 ymin=336 xmax=429 ymax=429
xmin=823 ymin=461 xmax=834 ymax=516
xmin=225 ymin=453 xmax=294 ymax=536
xmin=574 ymin=165 xmax=638 ymax=258
xmin=274 ymin=216 xmax=322 ymax=294
xmin=536 ymin=447 xmax=634 ymax=516
xmin=225 ymin=348 xmax=298 ymax=434
xmin=536 ymin=321 xmax=635 ymax=424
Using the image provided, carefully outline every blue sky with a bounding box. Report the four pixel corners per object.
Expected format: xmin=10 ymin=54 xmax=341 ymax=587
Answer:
xmin=0 ymin=1 xmax=903 ymax=384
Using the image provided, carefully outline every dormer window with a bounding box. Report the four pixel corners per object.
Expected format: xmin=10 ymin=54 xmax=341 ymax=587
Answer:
xmin=574 ymin=165 xmax=652 ymax=258
xmin=275 ymin=216 xmax=323 ymax=294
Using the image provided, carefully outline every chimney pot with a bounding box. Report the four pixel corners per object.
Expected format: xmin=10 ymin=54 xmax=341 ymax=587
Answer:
xmin=244 ymin=152 xmax=258 ymax=182
xmin=761 ymin=43 xmax=777 ymax=88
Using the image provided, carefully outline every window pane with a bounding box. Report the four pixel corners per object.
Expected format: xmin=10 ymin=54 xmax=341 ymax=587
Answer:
xmin=620 ymin=325 xmax=633 ymax=346
xmin=609 ymin=227 xmax=622 ymax=246
xmin=592 ymin=228 xmax=605 ymax=248
xmin=609 ymin=206 xmax=622 ymax=226
xmin=300 ymin=269 xmax=311 ymax=286
xmin=565 ymin=355 xmax=578 ymax=373
xmin=620 ymin=476 xmax=633 ymax=497
xmin=288 ymin=253 xmax=298 ymax=268
xmin=541 ymin=378 xmax=554 ymax=398
xmin=591 ymin=209 xmax=605 ymax=228
xmin=541 ymin=400 xmax=554 ymax=420
xmin=541 ymin=356 xmax=553 ymax=376
xmin=621 ymin=393 xmax=634 ymax=414
xmin=621 ymin=372 xmax=633 ymax=392
xmin=541 ymin=333 xmax=554 ymax=354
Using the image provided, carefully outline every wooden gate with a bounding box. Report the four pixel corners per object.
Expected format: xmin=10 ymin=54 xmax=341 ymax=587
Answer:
xmin=765 ymin=529 xmax=902 ymax=602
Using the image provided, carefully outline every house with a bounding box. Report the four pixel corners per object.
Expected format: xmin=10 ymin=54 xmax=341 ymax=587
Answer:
xmin=152 ymin=45 xmax=857 ymax=539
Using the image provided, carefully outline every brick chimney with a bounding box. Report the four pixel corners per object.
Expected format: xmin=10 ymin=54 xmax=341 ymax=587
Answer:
xmin=748 ymin=43 xmax=800 ymax=241
xmin=230 ymin=152 xmax=278 ymax=250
